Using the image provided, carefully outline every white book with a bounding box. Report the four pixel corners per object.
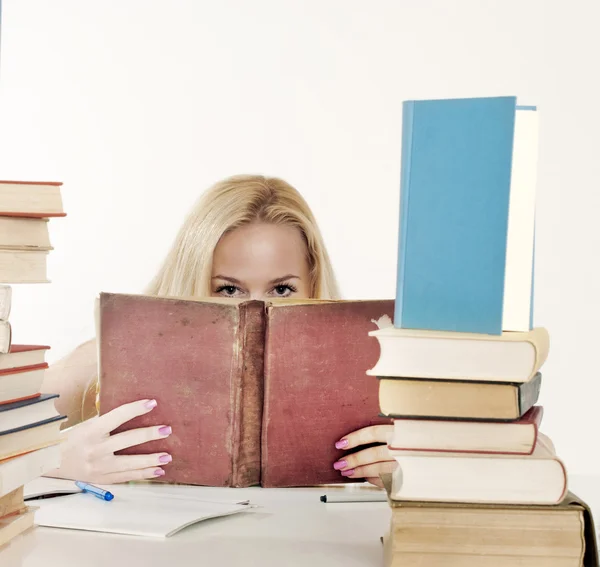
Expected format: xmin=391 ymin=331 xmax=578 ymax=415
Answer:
xmin=0 ymin=444 xmax=61 ymax=498
xmin=367 ymin=326 xmax=549 ymax=382
xmin=390 ymin=433 xmax=567 ymax=505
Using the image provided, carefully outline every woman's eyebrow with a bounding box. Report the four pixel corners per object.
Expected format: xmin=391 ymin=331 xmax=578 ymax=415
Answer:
xmin=211 ymin=275 xmax=242 ymax=284
xmin=212 ymin=274 xmax=299 ymax=285
xmin=269 ymin=275 xmax=299 ymax=285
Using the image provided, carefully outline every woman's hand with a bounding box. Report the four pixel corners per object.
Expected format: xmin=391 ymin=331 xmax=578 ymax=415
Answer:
xmin=45 ymin=399 xmax=173 ymax=484
xmin=333 ymin=424 xmax=396 ymax=487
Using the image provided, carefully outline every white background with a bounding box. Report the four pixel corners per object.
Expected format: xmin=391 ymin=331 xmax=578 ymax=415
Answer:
xmin=0 ymin=0 xmax=599 ymax=474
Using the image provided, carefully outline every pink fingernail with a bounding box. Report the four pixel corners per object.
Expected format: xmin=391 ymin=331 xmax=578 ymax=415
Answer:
xmin=341 ymin=469 xmax=355 ymax=477
xmin=159 ymin=454 xmax=172 ymax=464
xmin=154 ymin=468 xmax=165 ymax=476
xmin=335 ymin=439 xmax=349 ymax=450
xmin=333 ymin=460 xmax=347 ymax=470
xmin=158 ymin=426 xmax=172 ymax=436
xmin=144 ymin=399 xmax=157 ymax=410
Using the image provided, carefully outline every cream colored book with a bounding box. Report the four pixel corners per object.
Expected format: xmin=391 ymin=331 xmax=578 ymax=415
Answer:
xmin=381 ymin=473 xmax=599 ymax=567
xmin=0 ymin=507 xmax=36 ymax=547
xmin=368 ymin=326 xmax=549 ymax=382
xmin=0 ymin=445 xmax=62 ymax=498
xmin=389 ymin=433 xmax=567 ymax=505
xmin=0 ymin=250 xmax=49 ymax=283
xmin=0 ymin=217 xmax=52 ymax=250
xmin=0 ymin=180 xmax=64 ymax=216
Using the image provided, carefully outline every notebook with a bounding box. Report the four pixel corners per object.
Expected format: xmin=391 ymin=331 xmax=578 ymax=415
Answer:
xmin=33 ymin=486 xmax=251 ymax=537
xmin=24 ymin=476 xmax=80 ymax=500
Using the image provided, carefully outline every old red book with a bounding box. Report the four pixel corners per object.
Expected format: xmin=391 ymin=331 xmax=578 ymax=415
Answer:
xmin=98 ymin=293 xmax=394 ymax=487
xmin=99 ymin=293 xmax=264 ymax=487
xmin=261 ymin=300 xmax=394 ymax=487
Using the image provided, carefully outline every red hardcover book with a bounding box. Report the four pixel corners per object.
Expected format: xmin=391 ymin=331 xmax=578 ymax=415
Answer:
xmin=98 ymin=293 xmax=394 ymax=487
xmin=99 ymin=293 xmax=264 ymax=487
xmin=261 ymin=300 xmax=394 ymax=487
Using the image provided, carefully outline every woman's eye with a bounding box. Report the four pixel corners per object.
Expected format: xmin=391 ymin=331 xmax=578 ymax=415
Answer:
xmin=217 ymin=285 xmax=240 ymax=297
xmin=273 ymin=285 xmax=296 ymax=297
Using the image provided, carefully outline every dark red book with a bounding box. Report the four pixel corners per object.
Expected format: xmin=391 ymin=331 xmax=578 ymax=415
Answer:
xmin=261 ymin=300 xmax=394 ymax=487
xmin=98 ymin=293 xmax=394 ymax=487
xmin=99 ymin=293 xmax=264 ymax=487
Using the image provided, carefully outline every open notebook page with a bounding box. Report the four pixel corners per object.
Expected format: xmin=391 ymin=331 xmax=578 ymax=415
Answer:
xmin=33 ymin=488 xmax=251 ymax=537
xmin=24 ymin=477 xmax=80 ymax=499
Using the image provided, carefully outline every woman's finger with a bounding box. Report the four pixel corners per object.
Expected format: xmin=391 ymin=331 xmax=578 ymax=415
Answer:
xmin=333 ymin=445 xmax=391 ymax=472
xmin=101 ymin=424 xmax=172 ymax=454
xmin=99 ymin=452 xmax=173 ymax=474
xmin=335 ymin=425 xmax=393 ymax=450
xmin=98 ymin=466 xmax=167 ymax=485
xmin=340 ymin=460 xmax=397 ymax=480
xmin=97 ymin=399 xmax=159 ymax=435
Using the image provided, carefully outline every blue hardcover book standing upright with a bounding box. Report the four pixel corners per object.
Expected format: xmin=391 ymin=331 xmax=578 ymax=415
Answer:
xmin=395 ymin=96 xmax=538 ymax=335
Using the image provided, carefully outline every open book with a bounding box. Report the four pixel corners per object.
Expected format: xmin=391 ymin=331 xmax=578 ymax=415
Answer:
xmin=98 ymin=293 xmax=394 ymax=488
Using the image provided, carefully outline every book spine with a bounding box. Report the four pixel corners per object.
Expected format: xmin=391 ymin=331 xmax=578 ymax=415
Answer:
xmin=231 ymin=301 xmax=265 ymax=487
xmin=0 ymin=285 xmax=12 ymax=321
xmin=0 ymin=487 xmax=26 ymax=518
xmin=518 ymin=372 xmax=542 ymax=416
xmin=394 ymin=100 xmax=415 ymax=329
xmin=0 ymin=321 xmax=11 ymax=354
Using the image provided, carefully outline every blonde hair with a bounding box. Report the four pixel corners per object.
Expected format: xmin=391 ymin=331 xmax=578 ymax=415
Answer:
xmin=146 ymin=174 xmax=340 ymax=299
xmin=85 ymin=174 xmax=340 ymax=419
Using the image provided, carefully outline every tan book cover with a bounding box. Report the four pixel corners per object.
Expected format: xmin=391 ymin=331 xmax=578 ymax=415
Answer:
xmin=380 ymin=473 xmax=598 ymax=567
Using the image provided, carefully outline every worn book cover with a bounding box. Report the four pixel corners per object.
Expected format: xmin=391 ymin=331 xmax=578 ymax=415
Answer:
xmin=380 ymin=473 xmax=599 ymax=567
xmin=98 ymin=293 xmax=264 ymax=487
xmin=377 ymin=372 xmax=542 ymax=421
xmin=261 ymin=300 xmax=394 ymax=487
xmin=98 ymin=293 xmax=393 ymax=487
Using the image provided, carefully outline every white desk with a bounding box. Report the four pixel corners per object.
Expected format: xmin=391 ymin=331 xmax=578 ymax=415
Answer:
xmin=1 ymin=475 xmax=598 ymax=567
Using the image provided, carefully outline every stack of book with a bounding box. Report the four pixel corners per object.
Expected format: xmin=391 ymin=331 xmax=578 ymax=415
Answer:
xmin=371 ymin=97 xmax=598 ymax=566
xmin=0 ymin=180 xmax=67 ymax=546
xmin=368 ymin=325 xmax=599 ymax=566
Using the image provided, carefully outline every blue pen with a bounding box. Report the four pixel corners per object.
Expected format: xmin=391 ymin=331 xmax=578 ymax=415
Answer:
xmin=75 ymin=481 xmax=114 ymax=501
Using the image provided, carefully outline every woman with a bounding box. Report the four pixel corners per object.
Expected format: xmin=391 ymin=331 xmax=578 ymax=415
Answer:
xmin=44 ymin=174 xmax=395 ymax=486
